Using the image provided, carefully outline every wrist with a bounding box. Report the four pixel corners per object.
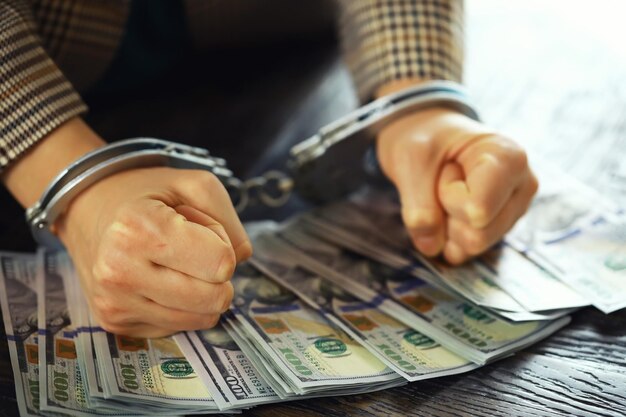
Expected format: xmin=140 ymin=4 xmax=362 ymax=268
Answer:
xmin=377 ymin=106 xmax=497 ymax=176
xmin=379 ymin=105 xmax=485 ymax=143
xmin=375 ymin=77 xmax=431 ymax=98
xmin=2 ymin=117 xmax=106 ymax=208
xmin=376 ymin=78 xmax=486 ymax=147
xmin=55 ymin=169 xmax=116 ymax=248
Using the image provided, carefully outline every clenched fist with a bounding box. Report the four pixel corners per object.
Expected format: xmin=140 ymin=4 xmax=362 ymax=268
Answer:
xmin=377 ymin=107 xmax=538 ymax=265
xmin=56 ymin=167 xmax=251 ymax=338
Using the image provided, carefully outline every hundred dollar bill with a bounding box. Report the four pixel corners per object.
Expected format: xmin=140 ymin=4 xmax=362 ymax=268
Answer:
xmin=38 ymin=250 xmax=92 ymax=415
xmin=302 ymin=191 xmax=588 ymax=314
xmin=91 ymin=328 xmax=218 ymax=409
xmin=222 ymin=317 xmax=405 ymax=400
xmin=509 ymin=159 xmax=623 ymax=248
xmin=270 ymin=226 xmax=571 ymax=364
xmin=507 ymin=162 xmax=626 ymax=313
xmin=510 ymin=210 xmax=626 ymax=313
xmin=297 ymin=213 xmax=566 ymax=321
xmin=59 ymin=255 xmax=142 ymax=410
xmin=415 ymin=252 xmax=527 ymax=313
xmin=222 ymin=317 xmax=296 ymax=398
xmin=174 ymin=323 xmax=280 ymax=410
xmin=37 ymin=251 xmax=209 ymax=415
xmin=54 ymin=254 xmax=219 ymax=411
xmin=250 ymin=235 xmax=479 ymax=381
xmin=477 ymin=242 xmax=587 ymax=312
xmin=0 ymin=252 xmax=42 ymax=417
xmin=61 ymin=267 xmax=108 ymax=401
xmin=227 ymin=263 xmax=403 ymax=394
xmin=301 ymin=201 xmax=527 ymax=312
xmin=37 ymin=251 xmax=143 ymax=415
xmin=419 ymin=249 xmax=581 ymax=320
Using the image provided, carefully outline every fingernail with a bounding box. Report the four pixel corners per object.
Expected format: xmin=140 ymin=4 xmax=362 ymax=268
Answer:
xmin=404 ymin=208 xmax=437 ymax=229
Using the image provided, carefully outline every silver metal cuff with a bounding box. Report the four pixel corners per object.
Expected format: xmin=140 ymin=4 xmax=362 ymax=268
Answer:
xmin=288 ymin=80 xmax=481 ymax=202
xmin=26 ymin=138 xmax=233 ymax=248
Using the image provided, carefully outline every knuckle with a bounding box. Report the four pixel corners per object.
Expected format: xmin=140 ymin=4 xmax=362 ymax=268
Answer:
xmin=217 ymin=282 xmax=234 ymax=312
xmin=444 ymin=241 xmax=467 ymax=265
xmin=213 ymin=248 xmax=236 ymax=283
xmin=170 ymin=313 xmax=219 ymax=331
xmin=506 ymin=149 xmax=529 ymax=172
xmin=187 ymin=289 xmax=213 ymax=313
xmin=466 ymin=200 xmax=491 ymax=225
xmin=102 ymin=228 xmax=131 ymax=253
xmin=189 ymin=171 xmax=224 ymax=194
xmin=202 ymin=314 xmax=220 ymax=329
xmin=100 ymin=322 xmax=136 ymax=336
xmin=446 ymin=255 xmax=466 ymax=266
xmin=204 ymin=282 xmax=233 ymax=314
xmin=98 ymin=320 xmax=119 ymax=334
xmin=191 ymin=281 xmax=233 ymax=314
xmin=108 ymin=204 xmax=158 ymax=246
xmin=93 ymin=298 xmax=127 ymax=326
xmin=92 ymin=258 xmax=120 ymax=288
xmin=116 ymin=203 xmax=144 ymax=233
xmin=99 ymin=321 xmax=124 ymax=335
xmin=92 ymin=256 xmax=134 ymax=291
xmin=110 ymin=204 xmax=173 ymax=254
xmin=528 ymin=174 xmax=539 ymax=196
xmin=177 ymin=170 xmax=231 ymax=209
xmin=235 ymin=240 xmax=253 ymax=261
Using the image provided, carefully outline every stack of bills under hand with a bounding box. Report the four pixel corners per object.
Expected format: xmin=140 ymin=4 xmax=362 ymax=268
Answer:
xmin=1 ymin=162 xmax=623 ymax=415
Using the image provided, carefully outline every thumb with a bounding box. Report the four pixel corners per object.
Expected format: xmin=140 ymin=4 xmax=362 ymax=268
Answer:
xmin=438 ymin=161 xmax=471 ymax=222
xmin=174 ymin=204 xmax=251 ymax=263
xmin=392 ymin=151 xmax=446 ymax=257
xmin=174 ymin=204 xmax=232 ymax=247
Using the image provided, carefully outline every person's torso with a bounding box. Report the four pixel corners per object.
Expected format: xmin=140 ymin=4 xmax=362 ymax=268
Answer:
xmin=29 ymin=0 xmax=335 ymax=94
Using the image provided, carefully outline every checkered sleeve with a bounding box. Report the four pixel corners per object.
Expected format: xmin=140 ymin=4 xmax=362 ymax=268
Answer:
xmin=0 ymin=0 xmax=87 ymax=171
xmin=337 ymin=0 xmax=464 ymax=102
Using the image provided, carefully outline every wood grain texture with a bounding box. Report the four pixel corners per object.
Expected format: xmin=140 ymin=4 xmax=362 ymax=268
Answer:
xmin=246 ymin=352 xmax=626 ymax=417
xmin=1 ymin=1 xmax=625 ymax=416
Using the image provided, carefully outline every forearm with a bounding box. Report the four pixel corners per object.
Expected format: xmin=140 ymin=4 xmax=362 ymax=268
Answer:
xmin=336 ymin=0 xmax=464 ymax=102
xmin=1 ymin=117 xmax=105 ymax=208
xmin=1 ymin=1 xmax=95 ymax=208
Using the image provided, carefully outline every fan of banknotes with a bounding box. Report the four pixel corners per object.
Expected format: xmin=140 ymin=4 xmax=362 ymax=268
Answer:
xmin=1 ymin=162 xmax=624 ymax=416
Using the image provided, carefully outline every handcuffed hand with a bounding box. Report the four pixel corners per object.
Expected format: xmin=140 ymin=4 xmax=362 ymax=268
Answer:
xmin=377 ymin=107 xmax=538 ymax=265
xmin=56 ymin=167 xmax=251 ymax=337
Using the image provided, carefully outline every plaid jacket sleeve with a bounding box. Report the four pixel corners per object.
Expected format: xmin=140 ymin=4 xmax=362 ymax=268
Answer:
xmin=0 ymin=0 xmax=87 ymax=171
xmin=337 ymin=0 xmax=464 ymax=102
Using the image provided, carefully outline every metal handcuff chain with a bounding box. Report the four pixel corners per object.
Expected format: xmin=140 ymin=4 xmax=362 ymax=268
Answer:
xmin=26 ymin=81 xmax=479 ymax=247
xmin=226 ymin=170 xmax=294 ymax=213
xmin=228 ymin=81 xmax=479 ymax=211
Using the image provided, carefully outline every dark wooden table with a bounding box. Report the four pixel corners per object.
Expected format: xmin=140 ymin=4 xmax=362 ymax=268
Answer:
xmin=2 ymin=1 xmax=625 ymax=416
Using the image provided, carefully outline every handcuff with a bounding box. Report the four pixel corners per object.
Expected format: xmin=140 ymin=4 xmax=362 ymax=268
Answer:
xmin=26 ymin=81 xmax=480 ymax=248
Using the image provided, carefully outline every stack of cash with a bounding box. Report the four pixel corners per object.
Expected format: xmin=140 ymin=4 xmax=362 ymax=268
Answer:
xmin=1 ymin=162 xmax=624 ymax=415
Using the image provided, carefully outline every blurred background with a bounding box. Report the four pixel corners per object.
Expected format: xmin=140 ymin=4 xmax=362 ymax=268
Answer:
xmin=465 ymin=0 xmax=626 ymax=204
